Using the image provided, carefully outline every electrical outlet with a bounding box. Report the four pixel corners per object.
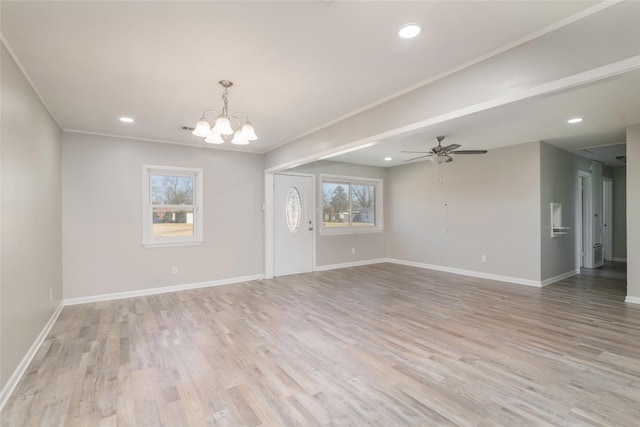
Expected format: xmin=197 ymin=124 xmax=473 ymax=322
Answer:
xmin=351 ymin=248 xmax=356 ymax=254
xmin=49 ymin=289 xmax=53 ymax=301
xmin=481 ymin=255 xmax=487 ymax=263
xmin=172 ymin=266 xmax=179 ymax=274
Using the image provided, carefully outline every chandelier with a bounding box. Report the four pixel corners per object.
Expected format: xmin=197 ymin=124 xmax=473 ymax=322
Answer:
xmin=192 ymin=80 xmax=258 ymax=145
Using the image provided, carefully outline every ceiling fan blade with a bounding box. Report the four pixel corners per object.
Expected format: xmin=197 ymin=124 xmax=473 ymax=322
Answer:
xmin=405 ymin=154 xmax=434 ymax=162
xmin=440 ymin=144 xmax=461 ymax=152
xmin=450 ymin=150 xmax=488 ymax=154
xmin=402 ymin=150 xmax=431 ymax=154
xmin=445 ymin=156 xmax=454 ymax=163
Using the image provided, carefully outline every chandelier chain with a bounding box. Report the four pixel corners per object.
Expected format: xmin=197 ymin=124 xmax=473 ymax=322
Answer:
xmin=222 ymin=88 xmax=229 ymax=117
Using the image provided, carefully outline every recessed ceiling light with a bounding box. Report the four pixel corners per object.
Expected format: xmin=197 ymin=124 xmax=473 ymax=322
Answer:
xmin=567 ymin=117 xmax=583 ymax=124
xmin=399 ymin=24 xmax=421 ymax=39
xmin=120 ymin=117 xmax=134 ymax=123
xmin=384 ymin=157 xmax=393 ymax=161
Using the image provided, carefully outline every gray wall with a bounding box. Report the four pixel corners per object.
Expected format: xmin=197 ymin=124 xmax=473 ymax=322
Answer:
xmin=613 ymin=166 xmax=627 ymax=261
xmin=627 ymin=125 xmax=640 ymax=301
xmin=540 ymin=143 xmax=578 ymax=280
xmin=288 ymin=161 xmax=387 ymax=267
xmin=387 ymin=142 xmax=541 ymax=282
xmin=1 ymin=44 xmax=63 ymax=390
xmin=62 ymin=133 xmax=264 ymax=299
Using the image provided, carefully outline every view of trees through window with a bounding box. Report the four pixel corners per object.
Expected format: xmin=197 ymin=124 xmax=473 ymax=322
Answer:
xmin=322 ymin=181 xmax=375 ymax=227
xmin=151 ymin=175 xmax=193 ymax=205
xmin=151 ymin=174 xmax=195 ymax=238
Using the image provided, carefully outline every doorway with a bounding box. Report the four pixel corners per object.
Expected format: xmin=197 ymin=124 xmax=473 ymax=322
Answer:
xmin=577 ymin=171 xmax=593 ymax=268
xmin=603 ymin=177 xmax=613 ymax=262
xmin=273 ymin=174 xmax=315 ymax=276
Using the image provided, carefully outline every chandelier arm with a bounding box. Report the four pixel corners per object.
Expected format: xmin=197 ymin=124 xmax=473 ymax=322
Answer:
xmin=200 ymin=109 xmax=222 ymax=118
xmin=229 ymin=111 xmax=250 ymax=125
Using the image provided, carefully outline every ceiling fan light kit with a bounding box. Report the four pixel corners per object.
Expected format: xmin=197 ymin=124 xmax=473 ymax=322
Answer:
xmin=192 ymin=80 xmax=258 ymax=145
xmin=403 ymin=136 xmax=487 ymax=163
xmin=430 ymin=155 xmax=451 ymax=164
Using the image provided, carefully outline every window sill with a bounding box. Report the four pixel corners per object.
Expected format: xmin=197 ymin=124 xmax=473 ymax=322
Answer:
xmin=319 ymin=227 xmax=384 ymax=236
xmin=143 ymin=240 xmax=203 ymax=248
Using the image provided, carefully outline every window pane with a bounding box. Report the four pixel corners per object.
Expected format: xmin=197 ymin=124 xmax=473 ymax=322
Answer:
xmin=285 ymin=186 xmax=302 ymax=233
xmin=322 ymin=182 xmax=350 ymax=227
xmin=152 ymin=208 xmax=194 ymax=238
xmin=151 ymin=174 xmax=194 ymax=205
xmin=351 ymin=184 xmax=375 ymax=226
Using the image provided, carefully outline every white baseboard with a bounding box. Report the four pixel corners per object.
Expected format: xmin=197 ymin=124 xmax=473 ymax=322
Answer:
xmin=386 ymin=258 xmax=542 ymax=287
xmin=315 ymin=258 xmax=387 ymax=272
xmin=625 ymin=296 xmax=640 ymax=304
xmin=64 ymin=274 xmax=263 ymax=306
xmin=613 ymin=257 xmax=627 ymax=262
xmin=541 ymin=269 xmax=580 ymax=287
xmin=0 ymin=301 xmax=64 ymax=412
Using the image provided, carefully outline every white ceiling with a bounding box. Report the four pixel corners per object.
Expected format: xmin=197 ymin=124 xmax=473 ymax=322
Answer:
xmin=333 ymin=69 xmax=640 ymax=168
xmin=1 ymin=0 xmax=606 ymax=155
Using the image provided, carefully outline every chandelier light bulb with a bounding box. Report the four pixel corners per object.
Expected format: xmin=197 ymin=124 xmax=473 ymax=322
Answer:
xmin=241 ymin=123 xmax=258 ymax=141
xmin=192 ymin=119 xmax=211 ymax=137
xmin=231 ymin=130 xmax=250 ymax=145
xmin=212 ymin=116 xmax=234 ymax=135
xmin=205 ymin=132 xmax=225 ymax=144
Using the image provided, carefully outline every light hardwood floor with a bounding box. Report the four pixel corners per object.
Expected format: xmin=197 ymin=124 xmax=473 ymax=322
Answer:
xmin=2 ymin=262 xmax=639 ymax=426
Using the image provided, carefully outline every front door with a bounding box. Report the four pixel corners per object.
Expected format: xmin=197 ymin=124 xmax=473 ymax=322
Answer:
xmin=274 ymin=174 xmax=314 ymax=276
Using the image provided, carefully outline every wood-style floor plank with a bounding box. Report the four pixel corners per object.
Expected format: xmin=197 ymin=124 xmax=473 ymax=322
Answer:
xmin=2 ymin=262 xmax=639 ymax=426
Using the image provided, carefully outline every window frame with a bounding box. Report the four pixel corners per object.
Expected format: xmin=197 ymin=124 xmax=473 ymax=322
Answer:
xmin=319 ymin=174 xmax=383 ymax=235
xmin=142 ymin=165 xmax=203 ymax=248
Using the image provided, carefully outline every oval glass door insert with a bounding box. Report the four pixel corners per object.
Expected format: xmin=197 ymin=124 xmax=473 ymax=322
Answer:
xmin=286 ymin=186 xmax=302 ymax=233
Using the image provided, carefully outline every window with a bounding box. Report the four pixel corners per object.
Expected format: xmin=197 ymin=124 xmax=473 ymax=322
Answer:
xmin=143 ymin=165 xmax=203 ymax=247
xmin=286 ymin=186 xmax=302 ymax=233
xmin=320 ymin=174 xmax=383 ymax=234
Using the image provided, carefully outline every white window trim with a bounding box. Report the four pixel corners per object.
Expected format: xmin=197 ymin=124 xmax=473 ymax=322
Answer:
xmin=142 ymin=165 xmax=203 ymax=248
xmin=319 ymin=174 xmax=383 ymax=236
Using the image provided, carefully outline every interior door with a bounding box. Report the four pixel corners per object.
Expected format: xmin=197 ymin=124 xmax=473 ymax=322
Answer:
xmin=274 ymin=174 xmax=314 ymax=276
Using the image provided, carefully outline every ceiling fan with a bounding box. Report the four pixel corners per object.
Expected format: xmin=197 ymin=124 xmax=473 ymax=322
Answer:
xmin=403 ymin=136 xmax=487 ymax=163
